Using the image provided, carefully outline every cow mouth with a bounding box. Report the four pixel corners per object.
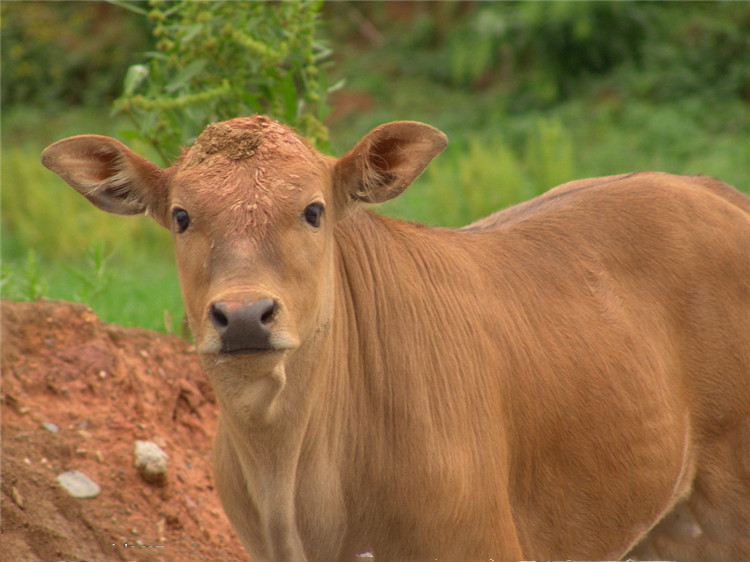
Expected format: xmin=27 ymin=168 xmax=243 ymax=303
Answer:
xmin=197 ymin=327 xmax=299 ymax=357
xmin=221 ymin=347 xmax=276 ymax=355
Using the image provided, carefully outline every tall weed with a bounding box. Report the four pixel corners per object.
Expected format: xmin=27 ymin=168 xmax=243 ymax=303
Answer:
xmin=63 ymin=242 xmax=115 ymax=303
xmin=1 ymin=249 xmax=48 ymax=301
xmin=525 ymin=118 xmax=575 ymax=192
xmin=114 ymin=0 xmax=331 ymax=163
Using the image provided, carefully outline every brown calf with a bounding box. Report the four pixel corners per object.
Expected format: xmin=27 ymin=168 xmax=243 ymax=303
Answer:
xmin=43 ymin=116 xmax=750 ymax=561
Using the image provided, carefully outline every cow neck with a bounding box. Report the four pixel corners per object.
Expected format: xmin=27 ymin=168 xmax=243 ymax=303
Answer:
xmin=328 ymin=210 xmax=496 ymax=453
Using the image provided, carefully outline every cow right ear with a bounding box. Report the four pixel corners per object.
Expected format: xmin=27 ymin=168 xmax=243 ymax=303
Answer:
xmin=41 ymin=135 xmax=170 ymax=228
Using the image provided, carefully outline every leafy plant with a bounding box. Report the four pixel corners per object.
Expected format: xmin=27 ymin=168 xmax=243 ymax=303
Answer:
xmin=113 ymin=0 xmax=332 ymax=164
xmin=638 ymin=3 xmax=750 ymax=102
xmin=1 ymin=249 xmax=48 ymax=301
xmin=524 ymin=118 xmax=575 ymax=192
xmin=0 ymin=2 xmax=149 ymax=108
xmin=64 ymin=242 xmax=115 ymax=303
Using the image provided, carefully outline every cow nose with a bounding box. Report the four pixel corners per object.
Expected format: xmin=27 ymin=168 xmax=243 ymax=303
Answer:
xmin=209 ymin=299 xmax=277 ymax=353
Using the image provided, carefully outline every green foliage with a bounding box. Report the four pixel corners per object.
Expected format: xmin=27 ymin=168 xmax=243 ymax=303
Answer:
xmin=114 ymin=0 xmax=332 ymax=164
xmin=0 ymin=2 xmax=150 ymax=108
xmin=1 ymin=242 xmax=184 ymax=333
xmin=2 ymin=245 xmax=112 ymax=304
xmin=503 ymin=1 xmax=647 ymax=106
xmin=63 ymin=242 xmax=115 ymax=303
xmin=636 ymin=3 xmax=750 ymax=102
xmin=336 ymin=2 xmax=749 ymax=109
xmin=524 ymin=118 xmax=575 ymax=194
xmin=2 ymin=249 xmax=48 ymax=301
xmin=381 ymin=117 xmax=576 ymax=227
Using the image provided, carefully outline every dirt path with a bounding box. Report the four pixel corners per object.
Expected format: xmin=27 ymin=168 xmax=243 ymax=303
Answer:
xmin=1 ymin=300 xmax=247 ymax=561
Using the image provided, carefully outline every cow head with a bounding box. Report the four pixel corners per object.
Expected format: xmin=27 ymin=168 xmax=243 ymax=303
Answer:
xmin=42 ymin=116 xmax=446 ymax=422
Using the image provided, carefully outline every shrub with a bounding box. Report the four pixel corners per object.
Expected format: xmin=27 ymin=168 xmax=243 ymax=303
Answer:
xmin=113 ymin=0 xmax=332 ymax=164
xmin=0 ymin=2 xmax=150 ymax=108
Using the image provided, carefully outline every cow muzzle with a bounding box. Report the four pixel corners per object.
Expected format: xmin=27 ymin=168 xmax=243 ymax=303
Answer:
xmin=209 ymin=298 xmax=278 ymax=354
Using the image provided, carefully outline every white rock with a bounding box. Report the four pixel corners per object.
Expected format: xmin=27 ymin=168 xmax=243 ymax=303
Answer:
xmin=42 ymin=422 xmax=59 ymax=433
xmin=56 ymin=470 xmax=101 ymax=499
xmin=134 ymin=440 xmax=169 ymax=486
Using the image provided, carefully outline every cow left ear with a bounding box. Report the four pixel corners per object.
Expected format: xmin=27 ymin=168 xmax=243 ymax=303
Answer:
xmin=41 ymin=135 xmax=170 ymax=227
xmin=334 ymin=121 xmax=448 ymax=206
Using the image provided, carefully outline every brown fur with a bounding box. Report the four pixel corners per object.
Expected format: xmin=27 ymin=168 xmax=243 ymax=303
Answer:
xmin=42 ymin=116 xmax=750 ymax=561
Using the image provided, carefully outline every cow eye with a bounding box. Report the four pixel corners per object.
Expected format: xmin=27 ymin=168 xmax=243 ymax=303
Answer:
xmin=172 ymin=208 xmax=190 ymax=233
xmin=303 ymin=203 xmax=324 ymax=228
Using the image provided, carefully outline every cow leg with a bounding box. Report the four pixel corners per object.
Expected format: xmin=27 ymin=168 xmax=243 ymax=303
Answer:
xmin=627 ymin=417 xmax=750 ymax=561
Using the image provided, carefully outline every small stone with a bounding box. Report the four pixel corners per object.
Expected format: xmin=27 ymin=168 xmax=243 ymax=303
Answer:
xmin=42 ymin=422 xmax=59 ymax=433
xmin=134 ymin=440 xmax=169 ymax=486
xmin=11 ymin=486 xmax=24 ymax=509
xmin=56 ymin=470 xmax=101 ymax=499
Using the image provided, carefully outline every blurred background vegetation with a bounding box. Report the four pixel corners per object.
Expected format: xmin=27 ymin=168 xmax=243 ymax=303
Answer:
xmin=2 ymin=1 xmax=749 ymax=332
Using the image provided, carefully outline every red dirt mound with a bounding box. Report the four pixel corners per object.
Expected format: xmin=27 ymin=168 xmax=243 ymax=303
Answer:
xmin=1 ymin=299 xmax=247 ymax=561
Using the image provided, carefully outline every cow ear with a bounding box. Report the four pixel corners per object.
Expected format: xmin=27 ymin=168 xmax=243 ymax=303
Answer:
xmin=41 ymin=135 xmax=169 ymax=227
xmin=334 ymin=121 xmax=448 ymax=205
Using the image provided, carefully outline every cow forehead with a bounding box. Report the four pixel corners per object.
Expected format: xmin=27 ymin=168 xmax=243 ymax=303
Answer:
xmin=180 ymin=116 xmax=320 ymax=169
xmin=170 ymin=116 xmax=328 ymax=235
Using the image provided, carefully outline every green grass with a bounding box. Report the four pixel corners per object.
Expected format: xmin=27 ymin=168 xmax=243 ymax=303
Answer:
xmin=1 ymin=245 xmax=184 ymax=333
xmin=561 ymin=96 xmax=750 ymax=188
xmin=2 ymin=106 xmax=184 ymax=333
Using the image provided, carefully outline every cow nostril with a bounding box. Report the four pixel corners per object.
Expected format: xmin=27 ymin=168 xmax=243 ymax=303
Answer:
xmin=260 ymin=300 xmax=276 ymax=325
xmin=210 ymin=303 xmax=230 ymax=330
